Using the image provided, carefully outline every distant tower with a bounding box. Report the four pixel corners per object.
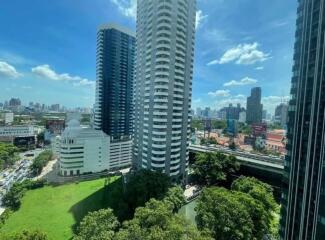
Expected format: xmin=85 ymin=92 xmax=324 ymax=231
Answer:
xmin=246 ymin=87 xmax=262 ymax=124
xmin=133 ymin=0 xmax=197 ymax=180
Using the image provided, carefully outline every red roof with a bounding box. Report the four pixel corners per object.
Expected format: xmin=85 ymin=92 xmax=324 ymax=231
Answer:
xmin=267 ymin=133 xmax=284 ymax=142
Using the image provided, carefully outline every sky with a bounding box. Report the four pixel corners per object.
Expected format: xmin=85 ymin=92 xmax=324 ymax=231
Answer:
xmin=0 ymin=0 xmax=297 ymax=113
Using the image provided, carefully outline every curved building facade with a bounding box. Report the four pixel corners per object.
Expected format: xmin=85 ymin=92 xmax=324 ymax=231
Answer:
xmin=59 ymin=120 xmax=109 ymax=176
xmin=133 ymin=0 xmax=196 ymax=180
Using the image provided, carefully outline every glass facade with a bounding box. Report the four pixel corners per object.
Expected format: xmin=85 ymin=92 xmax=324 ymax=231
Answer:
xmin=94 ymin=25 xmax=135 ymax=140
xmin=280 ymin=0 xmax=325 ymax=239
xmin=246 ymin=87 xmax=263 ymax=124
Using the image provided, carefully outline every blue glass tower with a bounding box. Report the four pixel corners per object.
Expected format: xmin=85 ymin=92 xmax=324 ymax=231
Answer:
xmin=94 ymin=24 xmax=135 ymax=140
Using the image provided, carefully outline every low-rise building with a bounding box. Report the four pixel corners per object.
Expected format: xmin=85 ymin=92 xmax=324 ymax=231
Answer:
xmin=0 ymin=125 xmax=34 ymax=138
xmin=58 ymin=120 xmax=132 ymax=176
xmin=266 ymin=130 xmax=286 ymax=155
xmin=1 ymin=112 xmax=14 ymax=125
xmin=109 ymin=140 xmax=132 ymax=170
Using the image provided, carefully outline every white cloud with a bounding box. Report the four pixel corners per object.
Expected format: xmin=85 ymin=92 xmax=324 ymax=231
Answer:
xmin=255 ymin=66 xmax=264 ymax=70
xmin=196 ymin=10 xmax=208 ymax=29
xmin=21 ymin=86 xmax=32 ymax=89
xmin=193 ymin=98 xmax=202 ymax=103
xmin=214 ymin=95 xmax=247 ymax=110
xmin=208 ymin=89 xmax=230 ymax=97
xmin=0 ymin=61 xmax=22 ymax=78
xmin=110 ymin=0 xmax=137 ymax=19
xmin=207 ymin=42 xmax=270 ymax=65
xmin=207 ymin=59 xmax=219 ymax=66
xmin=223 ymin=77 xmax=258 ymax=87
xmin=73 ymin=79 xmax=95 ymax=87
xmin=31 ymin=64 xmax=94 ymax=87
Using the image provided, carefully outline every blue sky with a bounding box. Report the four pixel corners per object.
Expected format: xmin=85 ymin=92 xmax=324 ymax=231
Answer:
xmin=0 ymin=0 xmax=297 ymax=113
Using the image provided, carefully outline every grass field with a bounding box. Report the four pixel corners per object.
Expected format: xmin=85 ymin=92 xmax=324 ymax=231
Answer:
xmin=0 ymin=176 xmax=123 ymax=240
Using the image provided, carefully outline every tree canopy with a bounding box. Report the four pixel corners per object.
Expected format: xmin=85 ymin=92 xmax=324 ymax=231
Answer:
xmin=163 ymin=186 xmax=185 ymax=213
xmin=192 ymin=152 xmax=240 ymax=185
xmin=196 ymin=187 xmax=254 ymax=240
xmin=116 ymin=199 xmax=212 ymax=240
xmin=3 ymin=179 xmax=46 ymax=210
xmin=231 ymin=176 xmax=277 ymax=216
xmin=74 ymin=209 xmax=119 ymax=240
xmin=196 ymin=177 xmax=278 ymax=240
xmin=2 ymin=230 xmax=48 ymax=240
xmin=0 ymin=142 xmax=19 ymax=170
xmin=123 ymin=169 xmax=171 ymax=218
xmin=30 ymin=150 xmax=53 ymax=176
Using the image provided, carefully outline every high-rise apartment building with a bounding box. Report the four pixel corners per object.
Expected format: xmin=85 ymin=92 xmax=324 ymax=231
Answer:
xmin=94 ymin=24 xmax=135 ymax=140
xmin=220 ymin=103 xmax=245 ymax=120
xmin=246 ymin=87 xmax=263 ymax=124
xmin=133 ymin=0 xmax=196 ymax=180
xmin=274 ymin=103 xmax=288 ymax=128
xmin=280 ymin=0 xmax=325 ymax=239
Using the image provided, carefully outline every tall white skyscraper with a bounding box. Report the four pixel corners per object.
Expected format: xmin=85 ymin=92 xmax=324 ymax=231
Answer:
xmin=133 ymin=0 xmax=196 ymax=180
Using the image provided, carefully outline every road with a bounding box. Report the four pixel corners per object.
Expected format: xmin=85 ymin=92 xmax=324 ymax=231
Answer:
xmin=0 ymin=148 xmax=44 ymax=207
xmin=189 ymin=144 xmax=283 ymax=165
xmin=189 ymin=144 xmax=284 ymax=173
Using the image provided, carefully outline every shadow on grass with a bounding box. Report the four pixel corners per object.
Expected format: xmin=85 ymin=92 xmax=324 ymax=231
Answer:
xmin=68 ymin=177 xmax=124 ymax=237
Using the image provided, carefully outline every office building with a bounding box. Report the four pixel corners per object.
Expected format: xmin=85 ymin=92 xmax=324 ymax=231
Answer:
xmin=274 ymin=103 xmax=288 ymax=128
xmin=280 ymin=0 xmax=325 ymax=239
xmin=133 ymin=0 xmax=196 ymax=179
xmin=0 ymin=112 xmax=14 ymax=125
xmin=246 ymin=87 xmax=263 ymax=124
xmin=220 ymin=103 xmax=244 ymax=120
xmin=202 ymin=107 xmax=211 ymax=119
xmin=94 ymin=24 xmax=135 ymax=140
xmin=226 ymin=119 xmax=238 ymax=137
xmin=58 ymin=120 xmax=132 ymax=176
xmin=262 ymin=110 xmax=267 ymax=120
xmin=0 ymin=125 xmax=34 ymax=138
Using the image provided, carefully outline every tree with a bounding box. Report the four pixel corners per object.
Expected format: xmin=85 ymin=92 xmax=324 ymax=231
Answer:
xmin=74 ymin=208 xmax=119 ymax=240
xmin=0 ymin=143 xmax=19 ymax=170
xmin=163 ymin=186 xmax=185 ymax=213
xmin=2 ymin=230 xmax=48 ymax=240
xmin=192 ymin=152 xmax=240 ymax=185
xmin=233 ymin=191 xmax=269 ymax=240
xmin=196 ymin=187 xmax=254 ymax=240
xmin=238 ymin=123 xmax=252 ymax=135
xmin=2 ymin=179 xmax=46 ymax=210
xmin=211 ymin=120 xmax=227 ymax=130
xmin=37 ymin=131 xmax=45 ymax=145
xmin=2 ymin=183 xmax=26 ymax=210
xmin=115 ymin=199 xmax=212 ymax=240
xmin=231 ymin=176 xmax=277 ymax=217
xmin=191 ymin=119 xmax=204 ymax=131
xmin=30 ymin=150 xmax=53 ymax=175
xmin=124 ymin=170 xmax=171 ymax=218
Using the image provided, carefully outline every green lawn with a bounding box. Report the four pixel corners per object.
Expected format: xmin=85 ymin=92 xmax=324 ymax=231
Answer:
xmin=0 ymin=176 xmax=122 ymax=240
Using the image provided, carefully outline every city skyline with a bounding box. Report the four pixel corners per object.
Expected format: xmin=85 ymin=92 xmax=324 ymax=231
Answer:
xmin=0 ymin=0 xmax=296 ymax=113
